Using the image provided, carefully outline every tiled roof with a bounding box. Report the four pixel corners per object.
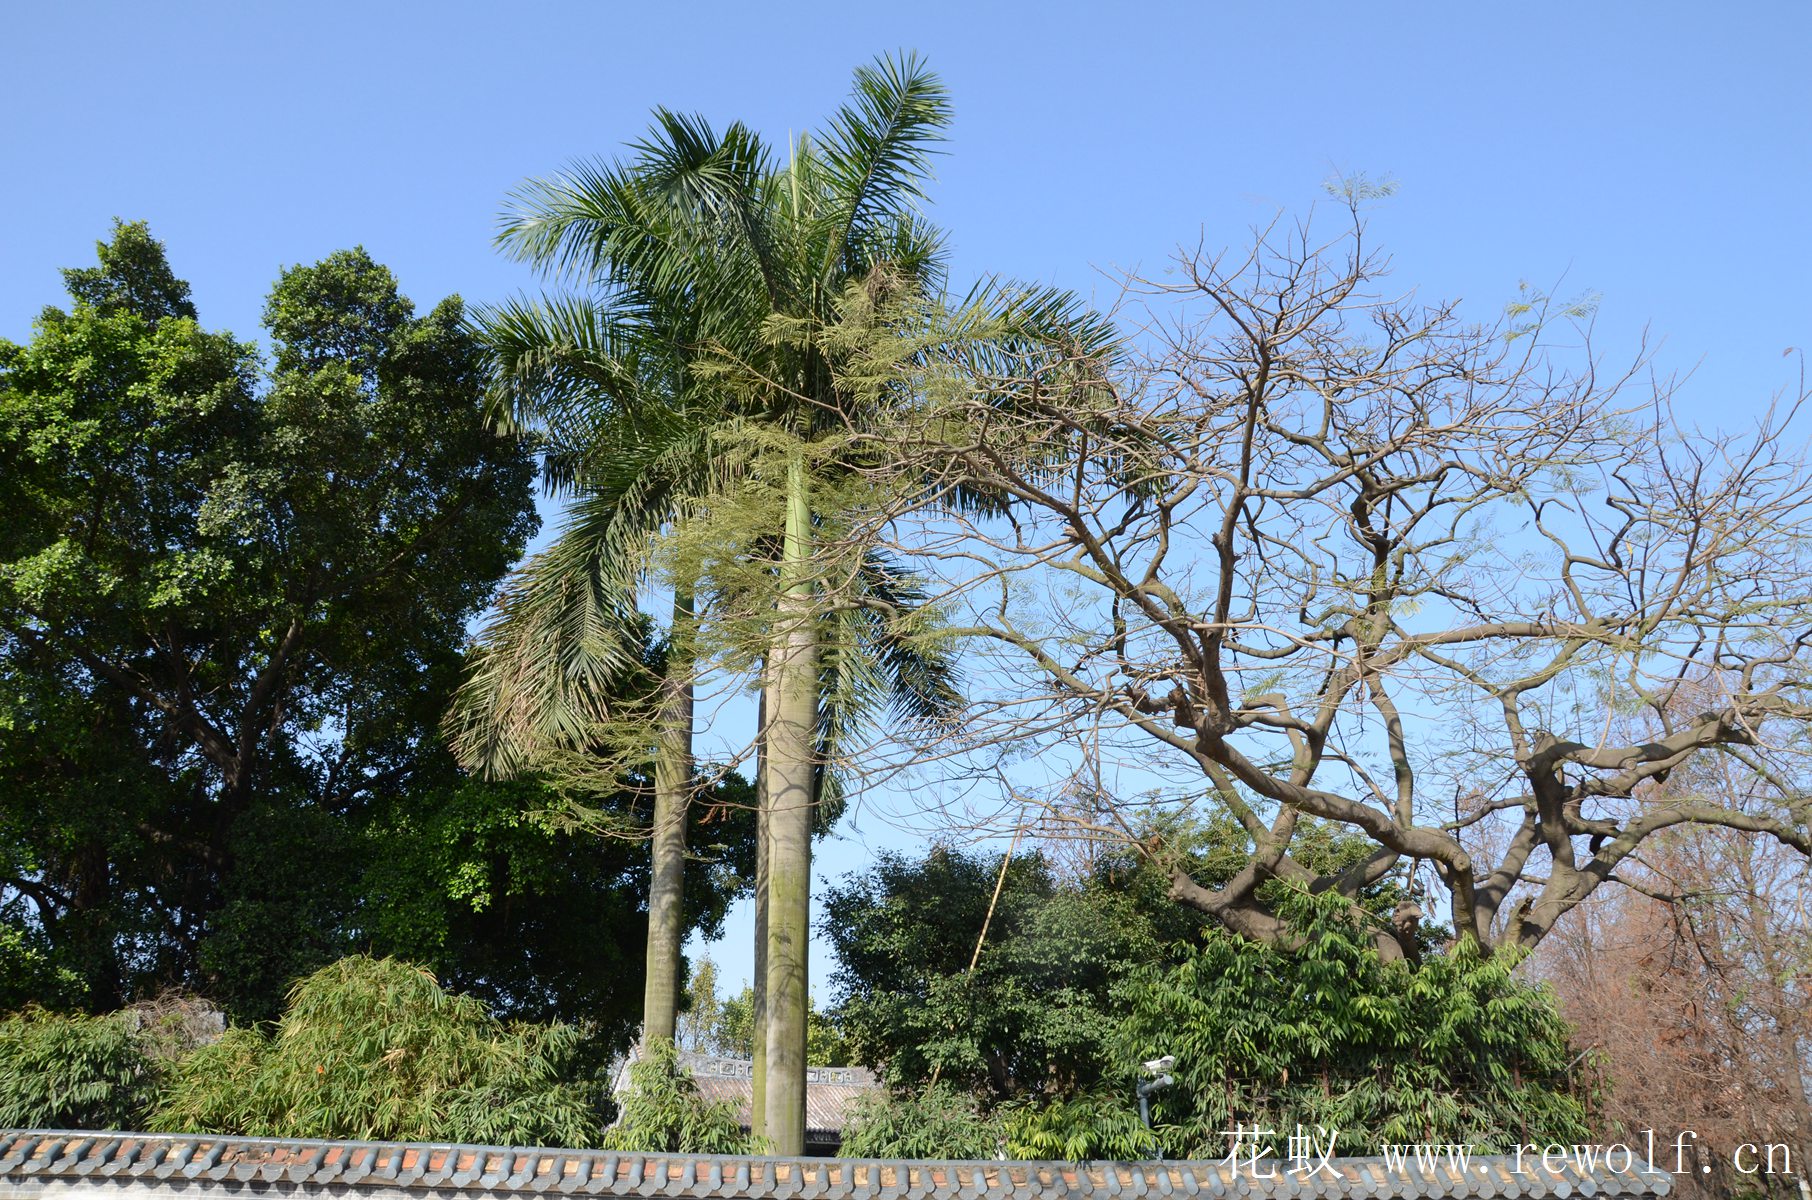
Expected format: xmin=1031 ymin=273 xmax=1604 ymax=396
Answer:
xmin=675 ymin=1054 xmax=879 ymax=1143
xmin=0 ymin=1131 xmax=1670 ymax=1199
xmin=612 ymin=1054 xmax=881 ymax=1144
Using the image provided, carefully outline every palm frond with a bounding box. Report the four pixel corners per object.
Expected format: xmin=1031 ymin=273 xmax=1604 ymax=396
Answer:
xmin=497 ymin=133 xmax=773 ymax=351
xmin=951 ymin=276 xmax=1122 ymax=368
xmin=475 ymin=293 xmax=649 ymax=446
xmin=850 ymin=547 xmax=962 ymax=724
xmin=634 ymin=111 xmax=789 ymax=313
xmin=446 ymin=406 xmax=733 ymax=777
xmin=496 ymin=156 xmax=645 ymax=280
xmin=815 ymin=52 xmax=952 ymax=285
xmin=445 ymin=522 xmax=647 ymax=778
xmin=810 ymin=546 xmax=963 ymax=808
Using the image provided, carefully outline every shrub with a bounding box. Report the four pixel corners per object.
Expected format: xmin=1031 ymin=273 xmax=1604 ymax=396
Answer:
xmin=0 ymin=1008 xmax=154 ymax=1129
xmin=601 ymin=1039 xmax=750 ymax=1154
xmin=840 ymin=1083 xmax=1158 ymax=1162
xmin=151 ymin=955 xmax=603 ymax=1145
xmin=1117 ymin=891 xmax=1593 ymax=1158
xmin=840 ymin=1084 xmax=1003 ymax=1160
xmin=1001 ymin=1090 xmax=1154 ymax=1161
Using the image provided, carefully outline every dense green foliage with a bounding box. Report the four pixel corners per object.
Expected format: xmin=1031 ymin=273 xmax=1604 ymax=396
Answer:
xmin=152 ymin=956 xmax=604 ymax=1145
xmin=0 ymin=926 xmax=82 ymax=1013
xmin=823 ymin=818 xmax=1407 ymax=1105
xmin=0 ymin=959 xmax=627 ymax=1146
xmin=0 ymin=222 xmax=534 ymax=1016
xmin=364 ymin=772 xmax=755 ymax=1027
xmin=841 ymin=1084 xmax=1001 ymax=1160
xmin=1120 ymin=891 xmax=1592 ymax=1157
xmin=827 ymin=839 xmax=1590 ymax=1160
xmin=0 ymin=224 xmax=759 ymax=1035
xmin=826 ymin=847 xmax=1169 ymax=1101
xmin=1000 ymin=1091 xmax=1157 ymax=1162
xmin=840 ymin=1083 xmax=1155 ymax=1161
xmin=602 ymin=1038 xmax=751 ymax=1154
xmin=0 ymin=1008 xmax=154 ymax=1129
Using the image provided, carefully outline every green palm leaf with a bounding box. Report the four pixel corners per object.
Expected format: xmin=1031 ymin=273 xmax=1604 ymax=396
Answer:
xmin=815 ymin=52 xmax=952 ymax=287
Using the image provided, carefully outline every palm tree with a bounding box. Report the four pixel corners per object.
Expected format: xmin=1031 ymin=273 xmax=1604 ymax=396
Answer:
xmin=448 ymin=56 xmax=960 ymax=1153
xmin=454 ymin=53 xmax=1111 ymax=1152
xmin=446 ymin=274 xmax=719 ymax=1054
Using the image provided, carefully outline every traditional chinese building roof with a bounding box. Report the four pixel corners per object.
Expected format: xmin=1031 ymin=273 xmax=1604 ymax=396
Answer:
xmin=661 ymin=1053 xmax=879 ymax=1152
xmin=0 ymin=1131 xmax=1669 ymax=1200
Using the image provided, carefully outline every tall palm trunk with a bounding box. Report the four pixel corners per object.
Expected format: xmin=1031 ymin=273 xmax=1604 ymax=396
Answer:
xmin=641 ymin=587 xmax=695 ymax=1046
xmin=750 ymin=661 xmax=769 ymax=1138
xmin=762 ymin=455 xmax=817 ymax=1155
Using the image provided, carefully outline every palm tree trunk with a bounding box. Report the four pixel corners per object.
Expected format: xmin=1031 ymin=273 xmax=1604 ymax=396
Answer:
xmin=751 ymin=659 xmax=770 ymax=1139
xmin=762 ymin=456 xmax=816 ymax=1156
xmin=641 ymin=587 xmax=695 ymax=1046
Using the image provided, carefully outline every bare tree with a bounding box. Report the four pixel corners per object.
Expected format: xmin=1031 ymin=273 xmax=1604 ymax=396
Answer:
xmin=857 ymin=199 xmax=1812 ymax=959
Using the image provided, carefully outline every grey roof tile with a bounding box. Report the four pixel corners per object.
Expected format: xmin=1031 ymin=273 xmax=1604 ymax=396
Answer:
xmin=58 ymin=1136 xmax=98 ymax=1175
xmin=0 ymin=1132 xmax=1670 ymax=1200
xmin=396 ymin=1146 xmax=430 ymax=1187
xmin=449 ymin=1148 xmax=481 ymax=1189
xmin=344 ymin=1145 xmax=379 ymax=1186
xmin=291 ymin=1144 xmax=332 ymax=1185
xmin=423 ymin=1146 xmax=457 ymax=1187
xmin=188 ymin=1141 xmax=227 ymax=1180
xmin=94 ymin=1137 xmax=143 ymax=1178
xmin=504 ymin=1150 xmax=538 ymax=1190
xmin=575 ymin=1156 xmax=605 ymax=1196
xmin=149 ymin=1139 xmax=189 ymax=1179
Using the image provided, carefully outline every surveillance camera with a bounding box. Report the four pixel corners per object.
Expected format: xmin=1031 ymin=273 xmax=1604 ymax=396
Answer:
xmin=1142 ymin=1055 xmax=1175 ymax=1074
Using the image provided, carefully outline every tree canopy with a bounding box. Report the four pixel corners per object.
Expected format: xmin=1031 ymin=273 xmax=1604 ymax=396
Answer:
xmin=0 ymin=223 xmax=754 ymax=1035
xmin=858 ymin=201 xmax=1812 ymax=960
xmin=827 ymin=838 xmax=1589 ymax=1161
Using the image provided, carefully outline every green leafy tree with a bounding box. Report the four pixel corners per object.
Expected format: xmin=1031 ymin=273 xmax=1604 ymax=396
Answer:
xmin=1117 ymin=891 xmax=1593 ymax=1157
xmin=677 ymin=955 xmax=726 ymax=1053
xmin=826 ymin=848 xmax=1159 ymax=1101
xmin=714 ymin=987 xmax=756 ymax=1058
xmin=151 ymin=956 xmax=604 ymax=1146
xmin=822 ymin=815 xmax=1396 ymax=1103
xmin=0 ymin=222 xmax=537 ymax=1017
xmin=824 ymin=834 xmax=1584 ymax=1160
xmin=195 ymin=802 xmax=364 ymax=1022
xmin=362 ymin=771 xmax=755 ymax=1033
xmin=0 ymin=927 xmax=82 ymax=1013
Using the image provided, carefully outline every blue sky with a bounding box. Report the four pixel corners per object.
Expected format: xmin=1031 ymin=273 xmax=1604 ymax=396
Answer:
xmin=5 ymin=1 xmax=1809 ymax=1000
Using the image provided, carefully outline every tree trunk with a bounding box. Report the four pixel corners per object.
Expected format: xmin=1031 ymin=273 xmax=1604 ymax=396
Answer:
xmin=762 ymin=456 xmax=817 ymax=1156
xmin=641 ymin=587 xmax=695 ymax=1046
xmin=751 ymin=660 xmax=770 ymax=1139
